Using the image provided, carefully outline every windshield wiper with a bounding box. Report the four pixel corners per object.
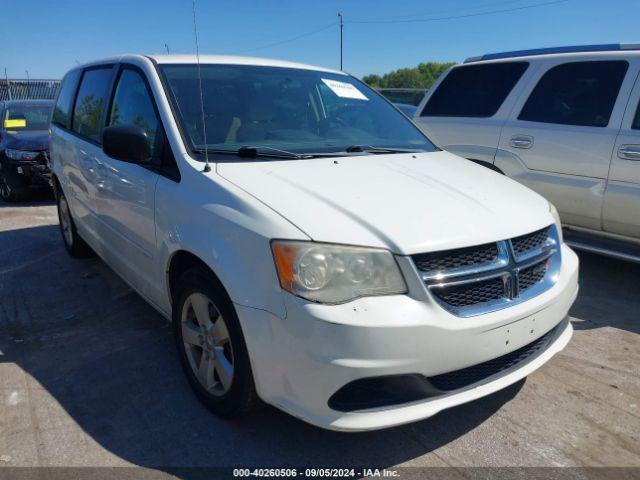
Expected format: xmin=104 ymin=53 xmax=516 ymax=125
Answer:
xmin=344 ymin=145 xmax=422 ymax=154
xmin=195 ymin=145 xmax=344 ymax=160
xmin=237 ymin=146 xmax=312 ymax=159
xmin=194 ymin=146 xmax=307 ymax=159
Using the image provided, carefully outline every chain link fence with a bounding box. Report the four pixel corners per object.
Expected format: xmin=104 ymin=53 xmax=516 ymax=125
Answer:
xmin=0 ymin=79 xmax=60 ymax=102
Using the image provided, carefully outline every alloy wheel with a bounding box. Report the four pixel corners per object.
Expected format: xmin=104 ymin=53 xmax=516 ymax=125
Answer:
xmin=181 ymin=292 xmax=234 ymax=396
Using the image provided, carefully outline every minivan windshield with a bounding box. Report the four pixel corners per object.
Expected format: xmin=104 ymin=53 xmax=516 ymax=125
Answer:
xmin=160 ymin=64 xmax=436 ymax=158
xmin=3 ymin=104 xmax=52 ymax=132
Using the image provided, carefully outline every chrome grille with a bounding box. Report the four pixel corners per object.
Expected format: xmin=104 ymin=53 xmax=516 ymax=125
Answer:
xmin=518 ymin=261 xmax=548 ymax=292
xmin=413 ymin=225 xmax=560 ymax=317
xmin=511 ymin=227 xmax=550 ymax=259
xmin=413 ymin=243 xmax=498 ymax=273
xmin=431 ymin=276 xmax=504 ymax=308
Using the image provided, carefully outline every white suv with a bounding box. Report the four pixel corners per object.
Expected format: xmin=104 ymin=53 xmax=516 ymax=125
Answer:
xmin=50 ymin=55 xmax=578 ymax=431
xmin=414 ymin=44 xmax=640 ymax=262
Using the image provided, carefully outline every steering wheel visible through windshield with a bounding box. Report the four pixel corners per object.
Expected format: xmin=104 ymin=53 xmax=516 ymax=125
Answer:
xmin=159 ymin=64 xmax=436 ymax=158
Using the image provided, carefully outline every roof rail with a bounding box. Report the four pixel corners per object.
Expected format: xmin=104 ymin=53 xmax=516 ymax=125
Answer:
xmin=464 ymin=43 xmax=640 ymax=63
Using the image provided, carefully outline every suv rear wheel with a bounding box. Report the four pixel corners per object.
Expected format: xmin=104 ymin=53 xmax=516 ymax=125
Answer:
xmin=173 ymin=266 xmax=260 ymax=417
xmin=56 ymin=189 xmax=94 ymax=258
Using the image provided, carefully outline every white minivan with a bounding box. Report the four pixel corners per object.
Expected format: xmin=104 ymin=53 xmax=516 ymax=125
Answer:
xmin=50 ymin=55 xmax=578 ymax=431
xmin=414 ymin=44 xmax=640 ymax=262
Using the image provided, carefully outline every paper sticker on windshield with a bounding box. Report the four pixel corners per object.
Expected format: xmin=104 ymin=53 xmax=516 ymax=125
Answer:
xmin=4 ymin=119 xmax=26 ymax=129
xmin=321 ymin=79 xmax=368 ymax=101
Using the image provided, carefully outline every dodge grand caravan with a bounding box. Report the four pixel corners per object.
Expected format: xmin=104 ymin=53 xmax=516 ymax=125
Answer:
xmin=414 ymin=43 xmax=640 ymax=263
xmin=50 ymin=55 xmax=579 ymax=431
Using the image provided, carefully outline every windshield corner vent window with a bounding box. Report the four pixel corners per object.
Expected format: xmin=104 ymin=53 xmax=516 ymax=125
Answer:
xmin=421 ymin=62 xmax=528 ymax=118
xmin=518 ymin=60 xmax=628 ymax=128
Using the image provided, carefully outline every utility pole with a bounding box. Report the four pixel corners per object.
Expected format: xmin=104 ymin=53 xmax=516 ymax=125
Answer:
xmin=4 ymin=67 xmax=11 ymax=101
xmin=25 ymin=69 xmax=30 ymax=98
xmin=338 ymin=12 xmax=344 ymax=71
xmin=165 ymin=43 xmax=170 ymax=54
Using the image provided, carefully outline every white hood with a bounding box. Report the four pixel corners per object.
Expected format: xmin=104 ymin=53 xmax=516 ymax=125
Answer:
xmin=217 ymin=151 xmax=553 ymax=255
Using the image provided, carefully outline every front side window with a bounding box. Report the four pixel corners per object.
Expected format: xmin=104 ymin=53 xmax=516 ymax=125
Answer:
xmin=108 ymin=69 xmax=160 ymax=156
xmin=72 ymin=67 xmax=113 ymax=143
xmin=421 ymin=62 xmax=528 ymax=118
xmin=3 ymin=104 xmax=52 ymax=131
xmin=52 ymin=70 xmax=81 ymax=129
xmin=160 ymin=64 xmax=435 ymax=157
xmin=519 ymin=61 xmax=628 ymax=127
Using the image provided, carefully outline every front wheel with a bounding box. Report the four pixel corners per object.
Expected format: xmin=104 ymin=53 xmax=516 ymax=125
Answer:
xmin=56 ymin=189 xmax=94 ymax=258
xmin=173 ymin=266 xmax=260 ymax=417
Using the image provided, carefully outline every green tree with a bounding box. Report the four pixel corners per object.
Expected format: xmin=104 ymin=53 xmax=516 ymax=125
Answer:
xmin=362 ymin=74 xmax=382 ymax=88
xmin=363 ymin=61 xmax=456 ymax=89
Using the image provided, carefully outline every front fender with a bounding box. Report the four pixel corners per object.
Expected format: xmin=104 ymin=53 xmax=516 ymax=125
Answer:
xmin=154 ymin=169 xmax=308 ymax=319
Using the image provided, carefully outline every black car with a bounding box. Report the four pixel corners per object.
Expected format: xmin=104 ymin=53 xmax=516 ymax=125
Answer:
xmin=0 ymin=99 xmax=54 ymax=202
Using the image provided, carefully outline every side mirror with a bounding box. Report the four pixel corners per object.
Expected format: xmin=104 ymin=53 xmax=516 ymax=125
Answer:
xmin=103 ymin=124 xmax=151 ymax=163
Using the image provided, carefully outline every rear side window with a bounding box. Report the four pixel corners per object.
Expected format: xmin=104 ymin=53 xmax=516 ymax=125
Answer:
xmin=421 ymin=62 xmax=528 ymax=118
xmin=72 ymin=67 xmax=113 ymax=143
xmin=108 ymin=68 xmax=160 ymax=156
xmin=519 ymin=61 xmax=628 ymax=127
xmin=52 ymin=70 xmax=81 ymax=129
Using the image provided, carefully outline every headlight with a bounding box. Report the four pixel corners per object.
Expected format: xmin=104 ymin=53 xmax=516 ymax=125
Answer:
xmin=5 ymin=148 xmax=39 ymax=161
xmin=549 ymin=202 xmax=563 ymax=243
xmin=271 ymin=241 xmax=407 ymax=304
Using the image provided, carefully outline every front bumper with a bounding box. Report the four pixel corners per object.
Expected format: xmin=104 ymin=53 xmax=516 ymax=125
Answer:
xmin=236 ymin=244 xmax=579 ymax=431
xmin=1 ymin=155 xmax=51 ymax=183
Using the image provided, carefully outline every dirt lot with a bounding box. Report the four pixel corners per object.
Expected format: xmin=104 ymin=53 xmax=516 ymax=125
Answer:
xmin=1 ymin=201 xmax=639 ymax=475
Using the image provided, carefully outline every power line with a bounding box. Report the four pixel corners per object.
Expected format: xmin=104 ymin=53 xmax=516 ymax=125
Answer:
xmin=349 ymin=0 xmax=569 ymax=24
xmin=226 ymin=0 xmax=568 ymax=61
xmin=355 ymin=0 xmax=538 ymax=23
xmin=231 ymin=23 xmax=335 ymax=55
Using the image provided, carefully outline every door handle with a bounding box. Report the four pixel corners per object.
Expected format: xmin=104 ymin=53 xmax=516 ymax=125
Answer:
xmin=510 ymin=135 xmax=533 ymax=149
xmin=618 ymin=145 xmax=640 ymax=161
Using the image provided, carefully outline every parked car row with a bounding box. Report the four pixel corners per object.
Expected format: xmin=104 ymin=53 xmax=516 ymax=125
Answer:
xmin=48 ymin=53 xmax=578 ymax=431
xmin=413 ymin=43 xmax=640 ymax=262
xmin=0 ymin=100 xmax=54 ymax=201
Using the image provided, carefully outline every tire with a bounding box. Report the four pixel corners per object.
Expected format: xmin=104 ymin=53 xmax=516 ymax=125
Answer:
xmin=173 ymin=266 xmax=260 ymax=417
xmin=56 ymin=189 xmax=95 ymax=258
xmin=0 ymin=169 xmax=29 ymax=202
